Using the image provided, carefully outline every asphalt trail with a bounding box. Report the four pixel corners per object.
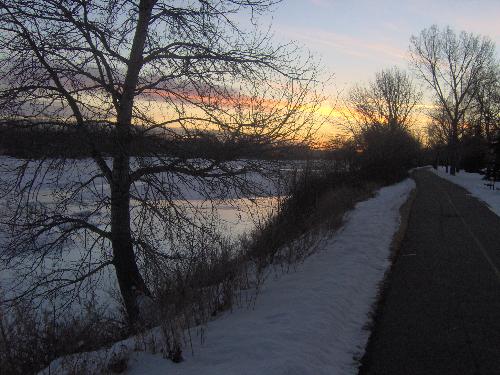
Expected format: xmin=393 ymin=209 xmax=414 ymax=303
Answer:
xmin=360 ymin=169 xmax=500 ymax=375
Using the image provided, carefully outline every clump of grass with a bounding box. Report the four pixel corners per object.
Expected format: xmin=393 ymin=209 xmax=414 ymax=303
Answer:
xmin=0 ymin=297 xmax=127 ymax=375
xmin=243 ymin=166 xmax=376 ymax=270
xmin=146 ymin=235 xmax=253 ymax=363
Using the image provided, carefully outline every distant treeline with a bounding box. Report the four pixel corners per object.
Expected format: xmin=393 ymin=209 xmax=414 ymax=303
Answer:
xmin=0 ymin=120 xmax=326 ymax=160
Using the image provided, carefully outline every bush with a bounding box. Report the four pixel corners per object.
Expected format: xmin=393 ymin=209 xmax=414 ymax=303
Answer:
xmin=243 ymin=165 xmax=374 ymax=268
xmin=460 ymin=135 xmax=488 ymax=172
xmin=357 ymin=125 xmax=422 ymax=183
xmin=0 ymin=299 xmax=127 ymax=375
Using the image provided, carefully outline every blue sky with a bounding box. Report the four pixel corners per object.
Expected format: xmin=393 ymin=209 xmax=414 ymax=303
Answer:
xmin=267 ymin=0 xmax=500 ymax=90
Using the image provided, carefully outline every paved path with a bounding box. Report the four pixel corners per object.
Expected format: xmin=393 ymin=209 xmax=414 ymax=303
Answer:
xmin=360 ymin=169 xmax=500 ymax=375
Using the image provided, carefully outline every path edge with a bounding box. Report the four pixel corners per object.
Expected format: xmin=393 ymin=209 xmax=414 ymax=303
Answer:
xmin=356 ymin=178 xmax=417 ymax=374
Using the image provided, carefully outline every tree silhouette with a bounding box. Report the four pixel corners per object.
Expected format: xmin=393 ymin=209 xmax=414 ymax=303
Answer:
xmin=410 ymin=25 xmax=496 ymax=175
xmin=0 ymin=0 xmax=322 ymax=325
xmin=347 ymin=66 xmax=421 ymax=132
xmin=339 ymin=67 xmax=421 ymax=182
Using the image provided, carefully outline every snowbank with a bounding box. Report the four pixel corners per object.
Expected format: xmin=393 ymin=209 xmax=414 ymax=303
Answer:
xmin=41 ymin=178 xmax=415 ymax=375
xmin=431 ymin=167 xmax=500 ymax=218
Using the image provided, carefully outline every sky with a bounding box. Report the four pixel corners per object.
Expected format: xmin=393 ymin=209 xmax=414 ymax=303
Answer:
xmin=247 ymin=0 xmax=500 ymax=138
xmin=268 ymin=0 xmax=500 ymax=89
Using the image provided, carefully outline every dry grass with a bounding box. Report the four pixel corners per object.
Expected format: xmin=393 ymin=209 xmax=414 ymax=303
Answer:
xmin=244 ymin=168 xmax=377 ymax=268
xmin=0 ymin=298 xmax=127 ymax=375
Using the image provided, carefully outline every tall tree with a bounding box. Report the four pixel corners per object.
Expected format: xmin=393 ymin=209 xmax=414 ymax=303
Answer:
xmin=469 ymin=65 xmax=500 ymax=142
xmin=410 ymin=25 xmax=496 ymax=175
xmin=339 ymin=67 xmax=421 ymax=182
xmin=0 ymin=0 xmax=322 ymax=325
xmin=346 ymin=66 xmax=421 ymax=132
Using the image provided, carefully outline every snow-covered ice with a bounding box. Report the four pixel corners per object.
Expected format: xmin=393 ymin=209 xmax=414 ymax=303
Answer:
xmin=0 ymin=156 xmax=282 ymax=312
xmin=41 ymin=178 xmax=415 ymax=375
xmin=431 ymin=167 xmax=500 ymax=218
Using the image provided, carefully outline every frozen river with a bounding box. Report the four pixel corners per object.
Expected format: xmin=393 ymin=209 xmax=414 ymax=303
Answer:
xmin=0 ymin=156 xmax=293 ymax=315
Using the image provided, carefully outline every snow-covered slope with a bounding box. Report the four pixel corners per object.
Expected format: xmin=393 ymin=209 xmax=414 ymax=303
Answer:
xmin=42 ymin=178 xmax=415 ymax=375
xmin=431 ymin=167 xmax=500 ymax=217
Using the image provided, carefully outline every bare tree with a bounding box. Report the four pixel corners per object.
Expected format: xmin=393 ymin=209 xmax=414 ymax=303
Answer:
xmin=426 ymin=105 xmax=452 ymax=148
xmin=468 ymin=65 xmax=500 ymax=142
xmin=335 ymin=67 xmax=421 ymax=182
xmin=410 ymin=25 xmax=496 ymax=175
xmin=425 ymin=103 xmax=455 ymax=169
xmin=345 ymin=66 xmax=421 ymax=133
xmin=0 ymin=0 xmax=323 ymax=325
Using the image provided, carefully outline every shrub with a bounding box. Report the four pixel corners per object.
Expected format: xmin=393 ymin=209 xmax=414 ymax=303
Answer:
xmin=0 ymin=298 xmax=127 ymax=375
xmin=460 ymin=135 xmax=488 ymax=172
xmin=243 ymin=164 xmax=374 ymax=268
xmin=357 ymin=125 xmax=422 ymax=183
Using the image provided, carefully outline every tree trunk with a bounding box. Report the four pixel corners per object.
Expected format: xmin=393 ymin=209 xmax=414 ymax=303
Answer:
xmin=449 ymin=122 xmax=458 ymax=175
xmin=111 ymin=154 xmax=150 ymax=326
xmin=485 ymin=114 xmax=491 ymax=143
xmin=111 ymin=0 xmax=155 ymax=327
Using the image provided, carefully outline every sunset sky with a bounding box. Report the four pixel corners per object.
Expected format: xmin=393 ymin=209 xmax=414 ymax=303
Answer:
xmin=246 ymin=0 xmax=500 ymax=138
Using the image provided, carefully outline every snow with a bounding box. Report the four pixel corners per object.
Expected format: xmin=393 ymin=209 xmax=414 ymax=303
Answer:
xmin=430 ymin=167 xmax=500 ymax=217
xmin=41 ymin=178 xmax=415 ymax=375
